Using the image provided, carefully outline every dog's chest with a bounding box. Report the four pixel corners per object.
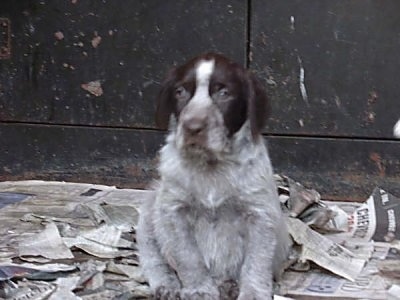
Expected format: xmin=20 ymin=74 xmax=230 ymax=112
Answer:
xmin=186 ymin=165 xmax=245 ymax=208
xmin=190 ymin=202 xmax=247 ymax=280
xmin=194 ymin=182 xmax=233 ymax=208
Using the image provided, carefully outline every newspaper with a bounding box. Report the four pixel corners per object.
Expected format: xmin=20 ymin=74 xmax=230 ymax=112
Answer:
xmin=279 ymin=269 xmax=388 ymax=299
xmin=287 ymin=218 xmax=366 ymax=281
xmin=0 ymin=180 xmax=148 ymax=299
xmin=327 ymin=188 xmax=400 ymax=244
xmin=278 ymin=241 xmax=398 ymax=299
xmin=349 ymin=188 xmax=400 ymax=242
xmin=0 ymin=180 xmax=398 ymax=299
xmin=280 ymin=185 xmax=400 ymax=299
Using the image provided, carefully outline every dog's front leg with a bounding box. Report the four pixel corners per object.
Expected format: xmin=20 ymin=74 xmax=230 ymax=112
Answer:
xmin=155 ymin=199 xmax=220 ymax=300
xmin=238 ymin=209 xmax=278 ymax=300
xmin=137 ymin=196 xmax=181 ymax=299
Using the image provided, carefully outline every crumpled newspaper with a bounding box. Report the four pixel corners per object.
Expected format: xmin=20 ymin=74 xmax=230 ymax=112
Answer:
xmin=276 ymin=175 xmax=348 ymax=233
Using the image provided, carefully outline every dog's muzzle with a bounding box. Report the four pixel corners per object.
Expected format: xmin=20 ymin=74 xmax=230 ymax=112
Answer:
xmin=181 ymin=113 xmax=208 ymax=147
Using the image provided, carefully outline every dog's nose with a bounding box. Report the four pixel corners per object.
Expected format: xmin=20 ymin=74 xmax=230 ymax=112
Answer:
xmin=182 ymin=117 xmax=207 ymax=135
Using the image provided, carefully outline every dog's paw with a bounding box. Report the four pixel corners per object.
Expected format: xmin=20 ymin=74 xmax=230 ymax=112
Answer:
xmin=237 ymin=286 xmax=272 ymax=300
xmin=219 ymin=279 xmax=239 ymax=300
xmin=152 ymin=286 xmax=181 ymax=300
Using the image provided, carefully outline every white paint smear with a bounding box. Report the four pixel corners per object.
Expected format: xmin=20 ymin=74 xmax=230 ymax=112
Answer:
xmin=290 ymin=16 xmax=295 ymax=31
xmin=298 ymin=57 xmax=308 ymax=104
xmin=394 ymin=119 xmax=400 ymax=138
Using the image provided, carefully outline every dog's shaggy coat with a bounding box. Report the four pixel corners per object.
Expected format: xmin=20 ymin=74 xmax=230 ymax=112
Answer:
xmin=137 ymin=53 xmax=290 ymax=300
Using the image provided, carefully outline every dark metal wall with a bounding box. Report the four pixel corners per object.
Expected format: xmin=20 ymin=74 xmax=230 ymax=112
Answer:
xmin=0 ymin=0 xmax=399 ymax=201
xmin=250 ymin=0 xmax=400 ymax=199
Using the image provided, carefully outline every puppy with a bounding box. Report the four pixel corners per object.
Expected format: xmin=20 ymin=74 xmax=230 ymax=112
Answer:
xmin=137 ymin=53 xmax=290 ymax=300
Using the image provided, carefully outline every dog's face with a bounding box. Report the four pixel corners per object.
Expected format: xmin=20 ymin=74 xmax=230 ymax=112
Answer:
xmin=156 ymin=53 xmax=270 ymax=161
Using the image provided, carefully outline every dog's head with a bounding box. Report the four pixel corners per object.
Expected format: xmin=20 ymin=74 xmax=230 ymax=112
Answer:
xmin=156 ymin=53 xmax=270 ymax=160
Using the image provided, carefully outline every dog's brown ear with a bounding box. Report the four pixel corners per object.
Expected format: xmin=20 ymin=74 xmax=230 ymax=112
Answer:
xmin=247 ymin=71 xmax=271 ymax=140
xmin=155 ymin=68 xmax=177 ymax=130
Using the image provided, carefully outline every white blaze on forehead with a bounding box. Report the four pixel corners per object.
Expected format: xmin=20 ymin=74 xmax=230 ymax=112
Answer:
xmin=191 ymin=59 xmax=215 ymax=106
xmin=196 ymin=59 xmax=215 ymax=85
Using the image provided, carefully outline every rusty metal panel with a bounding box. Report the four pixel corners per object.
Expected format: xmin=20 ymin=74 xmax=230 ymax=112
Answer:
xmin=268 ymin=136 xmax=400 ymax=201
xmin=0 ymin=123 xmax=162 ymax=189
xmin=0 ymin=0 xmax=246 ymax=128
xmin=0 ymin=0 xmax=399 ymax=201
xmin=0 ymin=122 xmax=399 ymax=201
xmin=251 ymin=0 xmax=400 ymax=138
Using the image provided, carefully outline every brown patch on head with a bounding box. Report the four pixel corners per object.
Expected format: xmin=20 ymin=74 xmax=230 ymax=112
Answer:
xmin=155 ymin=52 xmax=270 ymax=139
xmin=246 ymin=72 xmax=270 ymax=139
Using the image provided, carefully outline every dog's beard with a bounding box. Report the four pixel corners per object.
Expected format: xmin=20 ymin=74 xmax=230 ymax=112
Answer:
xmin=180 ymin=143 xmax=219 ymax=166
xmin=178 ymin=137 xmax=235 ymax=169
xmin=174 ymin=119 xmax=231 ymax=167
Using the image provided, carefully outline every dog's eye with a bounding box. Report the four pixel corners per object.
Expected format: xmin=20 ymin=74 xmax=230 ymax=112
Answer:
xmin=213 ymin=87 xmax=230 ymax=102
xmin=218 ymin=88 xmax=229 ymax=97
xmin=175 ymin=86 xmax=190 ymax=100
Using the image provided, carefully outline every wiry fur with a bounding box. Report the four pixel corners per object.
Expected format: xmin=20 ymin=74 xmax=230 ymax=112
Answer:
xmin=137 ymin=53 xmax=290 ymax=300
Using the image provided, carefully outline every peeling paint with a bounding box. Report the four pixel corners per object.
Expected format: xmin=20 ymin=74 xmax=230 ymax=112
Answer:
xmin=297 ymin=56 xmax=308 ymax=104
xmin=0 ymin=18 xmax=11 ymax=59
xmin=81 ymin=80 xmax=103 ymax=97
xmin=334 ymin=95 xmax=341 ymax=108
xmin=370 ymin=152 xmax=385 ymax=177
xmin=28 ymin=23 xmax=35 ymax=34
xmin=363 ymin=91 xmax=378 ymax=125
xmin=91 ymin=32 xmax=102 ymax=48
xmin=290 ymin=15 xmax=295 ymax=31
xmin=73 ymin=42 xmax=84 ymax=47
xmin=54 ymin=31 xmax=64 ymax=40
xmin=394 ymin=119 xmax=400 ymax=138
